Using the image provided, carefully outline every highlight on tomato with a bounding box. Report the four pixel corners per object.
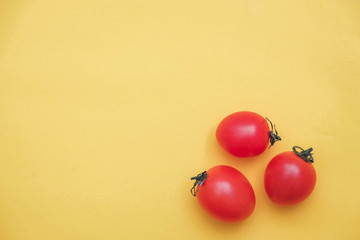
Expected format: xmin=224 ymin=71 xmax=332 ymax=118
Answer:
xmin=190 ymin=165 xmax=256 ymax=222
xmin=216 ymin=111 xmax=281 ymax=158
xmin=264 ymin=146 xmax=316 ymax=205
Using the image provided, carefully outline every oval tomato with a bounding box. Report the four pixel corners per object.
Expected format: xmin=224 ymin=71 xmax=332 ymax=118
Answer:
xmin=190 ymin=165 xmax=255 ymax=222
xmin=264 ymin=146 xmax=316 ymax=205
xmin=216 ymin=111 xmax=281 ymax=157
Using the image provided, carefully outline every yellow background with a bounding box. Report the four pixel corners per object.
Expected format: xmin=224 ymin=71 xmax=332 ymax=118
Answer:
xmin=1 ymin=0 xmax=360 ymax=239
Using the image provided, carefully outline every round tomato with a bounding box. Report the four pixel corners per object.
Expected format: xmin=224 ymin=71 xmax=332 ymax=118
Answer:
xmin=264 ymin=146 xmax=316 ymax=205
xmin=190 ymin=165 xmax=255 ymax=222
xmin=216 ymin=111 xmax=281 ymax=157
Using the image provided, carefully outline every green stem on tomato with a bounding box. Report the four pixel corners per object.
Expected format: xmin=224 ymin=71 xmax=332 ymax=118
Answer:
xmin=190 ymin=171 xmax=208 ymax=197
xmin=266 ymin=117 xmax=282 ymax=148
xmin=293 ymin=146 xmax=314 ymax=163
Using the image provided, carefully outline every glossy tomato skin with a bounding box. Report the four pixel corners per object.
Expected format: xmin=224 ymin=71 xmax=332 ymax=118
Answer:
xmin=264 ymin=152 xmax=316 ymax=205
xmin=196 ymin=165 xmax=256 ymax=222
xmin=216 ymin=111 xmax=270 ymax=157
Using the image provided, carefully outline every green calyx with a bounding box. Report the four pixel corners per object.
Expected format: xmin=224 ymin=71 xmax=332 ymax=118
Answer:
xmin=190 ymin=171 xmax=208 ymax=197
xmin=292 ymin=146 xmax=314 ymax=163
xmin=266 ymin=117 xmax=282 ymax=148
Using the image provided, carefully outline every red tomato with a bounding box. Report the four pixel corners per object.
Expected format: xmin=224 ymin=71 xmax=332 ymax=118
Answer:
xmin=190 ymin=165 xmax=255 ymax=222
xmin=216 ymin=111 xmax=281 ymax=157
xmin=264 ymin=146 xmax=316 ymax=205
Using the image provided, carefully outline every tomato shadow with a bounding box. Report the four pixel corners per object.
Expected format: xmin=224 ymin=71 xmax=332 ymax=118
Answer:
xmin=185 ymin=187 xmax=254 ymax=234
xmin=261 ymin=189 xmax=314 ymax=219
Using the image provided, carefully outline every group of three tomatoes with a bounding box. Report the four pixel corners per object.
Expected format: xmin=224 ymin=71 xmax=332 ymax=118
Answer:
xmin=190 ymin=111 xmax=316 ymax=222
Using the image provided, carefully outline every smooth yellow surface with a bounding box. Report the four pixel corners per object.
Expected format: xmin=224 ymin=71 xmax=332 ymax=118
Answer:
xmin=1 ymin=1 xmax=360 ymax=239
